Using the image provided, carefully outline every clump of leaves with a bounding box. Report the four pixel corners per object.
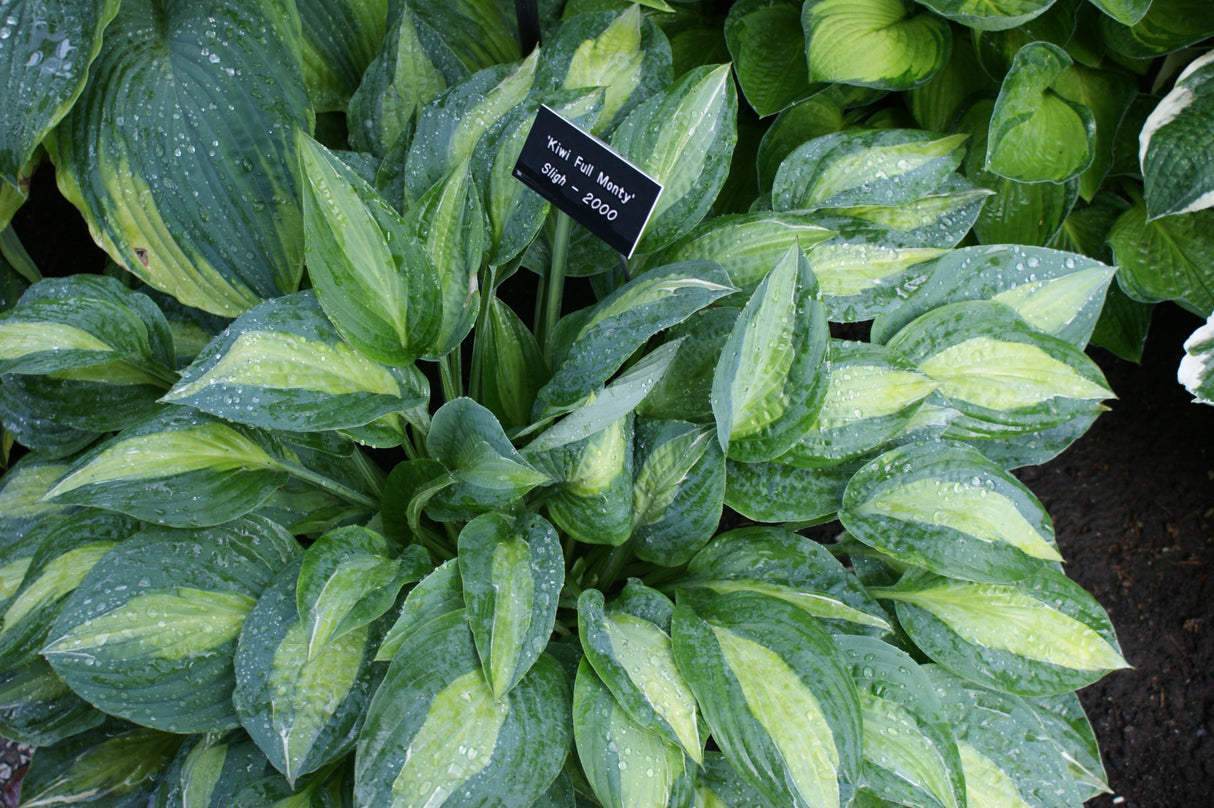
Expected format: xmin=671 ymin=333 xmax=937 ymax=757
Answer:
xmin=7 ymin=0 xmax=1197 ymax=806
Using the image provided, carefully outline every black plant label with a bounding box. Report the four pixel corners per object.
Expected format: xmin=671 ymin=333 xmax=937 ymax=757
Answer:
xmin=513 ymin=105 xmax=662 ymax=258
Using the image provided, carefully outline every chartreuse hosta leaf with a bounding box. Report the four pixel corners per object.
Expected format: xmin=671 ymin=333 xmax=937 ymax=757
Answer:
xmin=18 ymin=722 xmax=183 ymax=808
xmin=1051 ymin=63 xmax=1138 ymax=203
xmin=376 ymin=559 xmax=463 ymax=663
xmin=842 ymin=441 xmax=1062 ymax=583
xmin=0 ymin=0 xmax=119 ymax=185
xmin=712 ymin=245 xmax=830 ymax=462
xmin=0 ymin=454 xmax=73 ymax=550
xmin=579 ymin=588 xmax=703 ymax=763
xmin=1140 ymin=50 xmax=1214 ymax=219
xmin=357 ymin=610 xmax=571 ymax=808
xmin=672 ymin=591 xmax=861 ymax=808
xmin=44 ymin=408 xmax=290 ymax=527
xmin=611 ymin=63 xmax=738 ymax=253
xmin=165 ymin=292 xmax=429 ymax=446
xmin=780 ymin=341 xmax=938 ymax=466
xmin=574 ymin=659 xmax=692 ymax=808
xmin=234 ymin=558 xmax=380 ymax=784
xmin=915 ymin=0 xmax=1055 ymax=31
xmin=295 ymin=0 xmax=389 ymax=112
xmin=805 ymin=241 xmax=949 ymax=323
xmin=154 ymin=733 xmax=271 ymax=808
xmin=43 ymin=517 xmax=299 ymax=733
xmin=1030 ymin=691 xmax=1112 ymax=800
xmin=298 ymin=134 xmax=441 ymax=365
xmin=296 ymin=527 xmax=431 ymax=659
xmin=458 ymin=512 xmax=563 ymax=697
xmin=1180 ymin=315 xmax=1214 ymax=405
xmin=679 ymin=526 xmax=891 ymax=635
xmin=986 ymin=43 xmax=1096 ymax=184
xmin=47 ymin=0 xmax=309 ymax=317
xmin=802 ymin=0 xmax=951 ymax=91
xmin=630 ymin=419 xmax=725 ymax=566
xmin=479 ymin=296 xmax=548 ymax=432
xmin=0 ymin=656 xmax=104 ymax=747
xmin=538 ymin=261 xmax=734 ymax=412
xmin=725 ymin=0 xmax=816 ymax=117
xmin=836 ymin=636 xmax=965 ymax=808
xmin=884 ymin=568 xmax=1128 ymax=697
xmin=871 ymin=245 xmax=1115 ymax=350
xmin=885 ymin=300 xmax=1111 ymax=438
xmin=772 ymin=129 xmax=968 ymax=212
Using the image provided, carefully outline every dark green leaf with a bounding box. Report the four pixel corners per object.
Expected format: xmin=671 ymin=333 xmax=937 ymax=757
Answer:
xmin=296 ymin=0 xmax=389 ymax=112
xmin=1108 ymin=199 xmax=1214 ymax=313
xmin=725 ymin=0 xmax=815 ymax=117
xmin=915 ymin=0 xmax=1056 ymax=31
xmin=724 ymin=455 xmax=856 ymax=524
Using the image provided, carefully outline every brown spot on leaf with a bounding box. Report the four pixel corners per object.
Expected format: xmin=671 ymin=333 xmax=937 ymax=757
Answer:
xmin=134 ymin=248 xmax=149 ymax=267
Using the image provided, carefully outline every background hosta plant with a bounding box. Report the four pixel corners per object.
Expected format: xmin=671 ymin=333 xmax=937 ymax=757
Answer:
xmin=10 ymin=0 xmax=1205 ymax=805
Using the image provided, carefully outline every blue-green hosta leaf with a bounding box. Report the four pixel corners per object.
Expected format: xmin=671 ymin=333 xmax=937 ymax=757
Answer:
xmin=573 ymin=659 xmax=691 ymax=808
xmin=1028 ymin=692 xmax=1111 ymax=800
xmin=357 ymin=611 xmax=571 ymax=808
xmin=44 ymin=408 xmax=290 ymax=527
xmin=695 ymin=753 xmax=783 ymax=808
xmin=836 ymin=636 xmax=965 ymax=808
xmin=1088 ymin=0 xmax=1151 ymax=26
xmin=725 ymin=0 xmax=816 ymax=117
xmin=1140 ymin=50 xmax=1214 ymax=219
xmin=538 ymin=262 xmax=735 ymax=412
xmin=1100 ymin=0 xmax=1214 ymax=59
xmin=537 ymin=5 xmax=673 ymax=134
xmin=296 ymin=527 xmax=431 ymax=658
xmin=871 ymin=245 xmax=1115 ymax=350
xmin=671 ymin=591 xmax=862 ymax=808
xmin=611 ymin=63 xmax=738 ymax=253
xmin=772 ymin=130 xmax=968 ymax=212
xmin=986 ymin=43 xmax=1095 ymax=184
xmin=228 ymin=768 xmax=338 ymax=808
xmin=779 ymin=341 xmax=938 ymax=467
xmin=808 ymin=242 xmax=949 ymax=324
xmin=154 ymin=732 xmax=271 ymax=808
xmin=18 ymin=723 xmax=183 ymax=808
xmin=407 ymin=0 xmax=521 ymax=74
xmin=680 ymin=526 xmax=891 ymax=636
xmin=915 ymin=0 xmax=1055 ymax=31
xmin=44 ymin=517 xmax=300 ymax=733
xmin=376 ymin=559 xmax=464 ymax=662
xmin=889 ymin=569 xmax=1128 ymax=696
xmin=479 ymin=296 xmax=548 ymax=432
xmin=630 ymin=420 xmax=725 ymax=567
xmin=234 ymin=557 xmax=381 ymax=784
xmin=1108 ymin=200 xmax=1214 ymax=313
xmin=578 ymin=588 xmax=702 ymax=763
xmin=46 ymin=0 xmax=310 ymax=317
xmin=637 ymin=308 xmax=737 ymax=424
xmin=756 ymin=95 xmax=846 ymax=193
xmin=842 ymin=441 xmax=1061 ymax=582
xmin=299 ymin=134 xmax=442 ymax=365
xmin=885 ymin=301 xmax=1112 ymax=437
xmin=0 ymin=378 xmax=100 ymax=458
xmin=1180 ymin=315 xmax=1214 ymax=406
xmin=296 ymin=0 xmax=389 ymax=112
xmin=165 ymin=292 xmax=429 ymax=444
xmin=802 ymin=0 xmax=951 ymax=91
xmin=0 ymin=656 xmax=104 ymax=746
xmin=0 ymin=0 xmax=120 ymax=185
xmin=724 ymin=456 xmax=857 ymax=524
xmin=654 ymin=212 xmax=834 ymax=300
xmin=459 ymin=512 xmax=564 ymax=697
xmin=712 ymin=246 xmax=830 ymax=462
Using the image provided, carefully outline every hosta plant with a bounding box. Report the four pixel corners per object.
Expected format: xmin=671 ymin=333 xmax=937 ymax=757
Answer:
xmin=0 ymin=1 xmax=1160 ymax=807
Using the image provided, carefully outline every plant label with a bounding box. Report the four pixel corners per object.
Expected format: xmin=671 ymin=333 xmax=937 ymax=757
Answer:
xmin=513 ymin=105 xmax=662 ymax=258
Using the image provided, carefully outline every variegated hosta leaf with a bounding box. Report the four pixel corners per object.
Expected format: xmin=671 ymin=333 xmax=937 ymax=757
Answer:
xmin=376 ymin=559 xmax=464 ymax=663
xmin=295 ymin=0 xmax=389 ymax=112
xmin=1088 ymin=0 xmax=1151 ymax=26
xmin=0 ymin=656 xmax=104 ymax=747
xmin=296 ymin=527 xmax=431 ymax=658
xmin=537 ymin=261 xmax=734 ymax=412
xmin=712 ymin=245 xmax=830 ymax=462
xmin=406 ymin=0 xmax=522 ymax=75
xmin=841 ymin=441 xmax=1062 ymax=583
xmin=806 ymin=241 xmax=948 ymax=324
xmin=164 ymin=292 xmax=430 ymax=446
xmin=18 ymin=723 xmax=183 ymax=808
xmin=695 ymin=753 xmax=783 ymax=808
xmin=228 ymin=767 xmax=338 ymax=808
xmin=725 ymin=0 xmax=815 ymax=117
xmin=44 ymin=408 xmax=290 ymax=528
xmin=871 ymin=245 xmax=1115 ymax=350
xmin=654 ymin=212 xmax=834 ymax=300
xmin=536 ymin=5 xmax=673 ymax=134
xmin=0 ymin=0 xmax=119 ymax=185
xmin=679 ymin=526 xmax=891 ymax=636
xmin=724 ymin=455 xmax=857 ymax=524
xmin=356 ymin=611 xmax=571 ymax=808
xmin=47 ymin=0 xmax=310 ymax=317
xmin=1051 ymin=63 xmax=1138 ymax=203
xmin=638 ymin=307 xmax=737 ymax=424
xmin=0 ymin=378 xmax=99 ymax=459
xmin=298 ymin=134 xmax=442 ymax=365
xmin=234 ymin=558 xmax=380 ymax=784
xmin=0 ymin=455 xmax=74 ymax=568
xmin=926 ymin=666 xmax=1083 ymax=808
xmin=836 ymin=636 xmax=965 ymax=808
xmin=479 ymin=296 xmax=548 ymax=432
xmin=154 ymin=733 xmax=271 ymax=808
xmin=611 ymin=63 xmax=738 ymax=253
xmin=780 ymin=341 xmax=938 ymax=466
xmin=1101 ymin=0 xmax=1214 ymax=60
xmin=806 ymin=178 xmax=991 ymax=251
xmin=885 ymin=300 xmax=1112 ymax=438
xmin=578 ymin=588 xmax=703 ymax=763
xmin=630 ymin=419 xmax=725 ymax=566
xmin=986 ymin=43 xmax=1095 ymax=184
xmin=771 ymin=129 xmax=968 ymax=212
xmin=756 ymin=94 xmax=846 ymax=193
xmin=1180 ymin=315 xmax=1214 ymax=406
xmin=43 ymin=517 xmax=300 ymax=733
xmin=1108 ymin=199 xmax=1214 ymax=313
xmin=1028 ymin=692 xmax=1112 ymax=800
xmin=671 ymin=591 xmax=861 ymax=808
xmin=802 ymin=0 xmax=951 ymax=91
xmin=458 ymin=512 xmax=564 ymax=697
xmin=573 ymin=659 xmax=692 ymax=808
xmin=915 ymin=0 xmax=1055 ymax=31
xmin=888 ymin=569 xmax=1128 ymax=697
